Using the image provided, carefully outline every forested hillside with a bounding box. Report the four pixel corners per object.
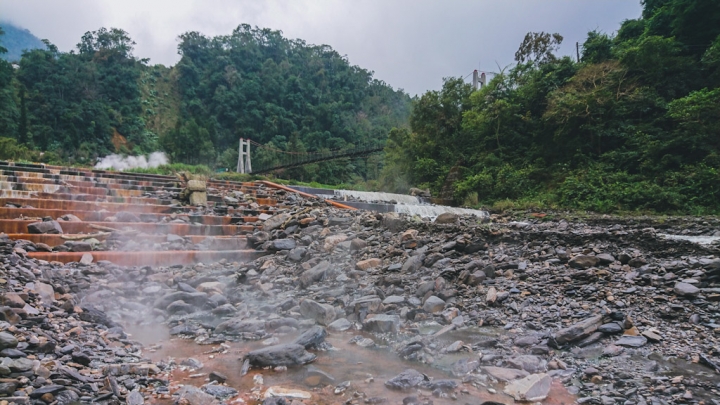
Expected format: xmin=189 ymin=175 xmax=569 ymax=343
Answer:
xmin=0 ymin=23 xmax=45 ymax=62
xmin=0 ymin=25 xmax=410 ymax=184
xmin=383 ymin=0 xmax=720 ymax=213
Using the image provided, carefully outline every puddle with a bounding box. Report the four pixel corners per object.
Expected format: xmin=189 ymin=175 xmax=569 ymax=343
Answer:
xmin=658 ymin=234 xmax=720 ymax=246
xmin=125 ymin=324 xmax=575 ymax=405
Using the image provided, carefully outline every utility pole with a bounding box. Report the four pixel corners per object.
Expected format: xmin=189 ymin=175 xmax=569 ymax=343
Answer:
xmin=237 ymin=138 xmax=252 ymax=173
xmin=576 ymin=42 xmax=580 ymax=63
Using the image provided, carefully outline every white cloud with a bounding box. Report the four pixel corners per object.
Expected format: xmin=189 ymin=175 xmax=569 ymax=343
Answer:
xmin=0 ymin=0 xmax=642 ymax=95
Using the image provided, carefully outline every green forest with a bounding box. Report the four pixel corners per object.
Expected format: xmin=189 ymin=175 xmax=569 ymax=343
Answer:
xmin=382 ymin=0 xmax=720 ymax=213
xmin=0 ymin=25 xmax=410 ymax=185
xmin=1 ymin=0 xmax=720 ymax=213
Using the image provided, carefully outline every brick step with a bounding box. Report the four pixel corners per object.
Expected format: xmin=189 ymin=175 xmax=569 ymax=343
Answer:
xmin=0 ymin=207 xmax=263 ymax=225
xmin=27 ymin=249 xmax=265 ymax=266
xmin=0 ymin=219 xmax=255 ymax=235
xmin=7 ymin=233 xmax=248 ymax=249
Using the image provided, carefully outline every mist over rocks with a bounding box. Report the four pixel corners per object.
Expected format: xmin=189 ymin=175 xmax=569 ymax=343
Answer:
xmin=3 ymin=190 xmax=720 ymax=404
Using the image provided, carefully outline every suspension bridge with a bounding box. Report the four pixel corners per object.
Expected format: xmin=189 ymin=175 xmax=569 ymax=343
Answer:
xmin=236 ymin=138 xmax=385 ymax=174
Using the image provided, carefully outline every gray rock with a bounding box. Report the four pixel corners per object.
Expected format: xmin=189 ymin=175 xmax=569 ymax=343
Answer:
xmin=175 ymin=385 xmax=220 ymax=405
xmin=467 ymin=270 xmax=486 ymax=286
xmin=383 ymin=295 xmax=405 ymax=305
xmin=506 ymin=355 xmax=546 ymax=373
xmin=202 ymin=384 xmax=238 ymax=399
xmin=674 ymin=282 xmax=700 ymax=297
xmin=56 ymin=390 xmax=80 ymax=405
xmin=385 ymin=369 xmax=427 ymax=390
xmin=363 ymin=314 xmax=400 ymax=333
xmin=615 ymin=335 xmax=647 ymax=348
xmin=287 ymin=248 xmax=306 ymax=261
xmin=126 ymin=391 xmax=145 ymax=405
xmin=214 ymin=318 xmax=265 ymax=335
xmin=503 ymin=373 xmax=552 ymax=402
xmin=28 ymin=220 xmax=63 ymax=234
xmin=263 ymin=213 xmax=291 ymax=232
xmin=208 ymin=371 xmax=227 ymax=384
xmin=246 ymin=344 xmax=316 ymax=367
xmin=328 ymin=318 xmax=353 ymax=332
xmin=29 ymin=385 xmax=65 ymax=398
xmin=299 ymin=299 xmax=336 ymax=326
xmin=167 ymin=300 xmax=194 ymax=315
xmin=271 ymin=239 xmax=296 ymax=251
xmin=549 ymin=315 xmax=603 ymax=348
xmin=598 ymin=323 xmax=623 ymax=334
xmin=402 ymin=255 xmax=423 ymax=273
xmin=596 ymin=253 xmax=616 ymax=265
xmin=299 ymin=261 xmax=330 ymax=288
xmin=434 ymin=213 xmax=458 ymax=224
xmin=292 ymin=326 xmax=327 ymax=349
xmin=481 ymin=366 xmax=529 ymax=382
xmin=0 ymin=332 xmax=18 ymax=349
xmin=569 ymin=255 xmax=600 ymax=269
xmin=423 ymin=296 xmax=445 ymax=313
xmin=0 ymin=382 xmax=16 ymax=396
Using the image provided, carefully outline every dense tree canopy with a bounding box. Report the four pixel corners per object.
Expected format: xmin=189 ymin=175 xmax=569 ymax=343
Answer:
xmin=0 ymin=24 xmax=410 ymax=181
xmin=383 ymin=0 xmax=720 ymax=213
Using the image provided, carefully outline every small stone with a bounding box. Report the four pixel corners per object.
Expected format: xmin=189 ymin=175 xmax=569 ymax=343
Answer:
xmin=503 ymin=373 xmax=552 ymax=402
xmin=363 ymin=314 xmax=400 ymax=333
xmin=356 ymin=258 xmax=382 ymax=270
xmin=423 ymin=296 xmax=445 ymax=313
xmin=615 ymin=335 xmax=647 ymax=348
xmin=209 ymin=371 xmax=228 ymax=383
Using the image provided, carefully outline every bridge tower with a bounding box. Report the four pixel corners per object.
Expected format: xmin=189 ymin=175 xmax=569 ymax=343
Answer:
xmin=237 ymin=138 xmax=252 ymax=173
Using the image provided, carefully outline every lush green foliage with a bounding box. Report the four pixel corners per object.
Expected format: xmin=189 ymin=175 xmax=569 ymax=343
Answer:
xmin=167 ymin=25 xmax=410 ymax=183
xmin=383 ymin=0 xmax=720 ymax=213
xmin=0 ymin=25 xmax=409 ymax=183
xmin=0 ymin=23 xmax=45 ymax=62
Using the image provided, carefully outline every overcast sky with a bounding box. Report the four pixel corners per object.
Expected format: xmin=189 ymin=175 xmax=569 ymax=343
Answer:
xmin=1 ymin=0 xmax=642 ymax=96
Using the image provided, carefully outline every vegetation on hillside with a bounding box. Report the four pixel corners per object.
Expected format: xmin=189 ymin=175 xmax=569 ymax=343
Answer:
xmin=381 ymin=0 xmax=720 ymax=214
xmin=0 ymin=24 xmax=410 ymax=184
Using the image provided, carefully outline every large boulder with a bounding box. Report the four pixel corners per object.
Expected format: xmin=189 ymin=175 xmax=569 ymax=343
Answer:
xmin=434 ymin=213 xmax=458 ymax=224
xmin=246 ymin=344 xmax=316 ymax=367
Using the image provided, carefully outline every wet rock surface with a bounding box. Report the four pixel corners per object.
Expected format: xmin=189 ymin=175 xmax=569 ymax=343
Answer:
xmin=3 ymin=207 xmax=720 ymax=404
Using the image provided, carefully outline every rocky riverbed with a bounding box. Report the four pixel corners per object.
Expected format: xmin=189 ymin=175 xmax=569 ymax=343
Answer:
xmin=2 ymin=208 xmax=720 ymax=405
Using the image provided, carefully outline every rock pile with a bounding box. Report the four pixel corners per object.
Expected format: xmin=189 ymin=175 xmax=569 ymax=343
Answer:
xmin=3 ymin=202 xmax=720 ymax=404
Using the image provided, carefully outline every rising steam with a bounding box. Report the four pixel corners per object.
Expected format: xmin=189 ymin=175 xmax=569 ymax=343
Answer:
xmin=95 ymin=152 xmax=169 ymax=171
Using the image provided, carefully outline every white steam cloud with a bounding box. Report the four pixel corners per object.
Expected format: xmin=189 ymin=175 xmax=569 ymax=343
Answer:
xmin=94 ymin=152 xmax=169 ymax=171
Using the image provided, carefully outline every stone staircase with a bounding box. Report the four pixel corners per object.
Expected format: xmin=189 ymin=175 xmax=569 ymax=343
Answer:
xmin=0 ymin=161 xmax=318 ymax=266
